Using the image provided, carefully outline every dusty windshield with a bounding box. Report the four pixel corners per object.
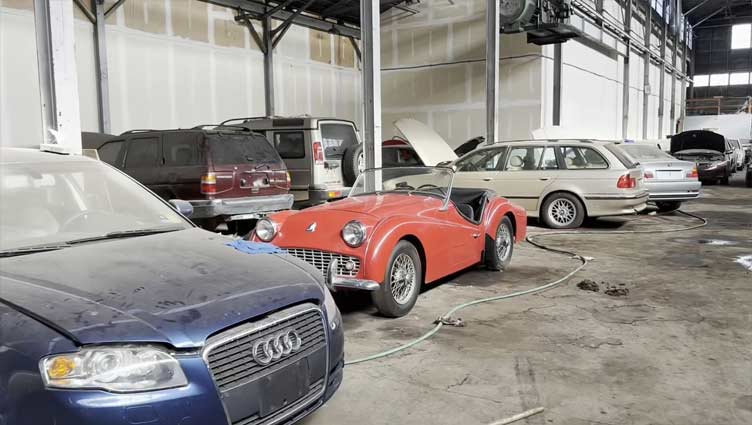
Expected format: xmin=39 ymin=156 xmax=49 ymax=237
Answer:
xmin=349 ymin=167 xmax=453 ymax=202
xmin=0 ymin=160 xmax=191 ymax=251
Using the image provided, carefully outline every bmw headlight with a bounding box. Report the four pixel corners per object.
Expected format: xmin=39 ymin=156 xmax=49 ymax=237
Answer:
xmin=255 ymin=218 xmax=277 ymax=242
xmin=40 ymin=346 xmax=188 ymax=393
xmin=341 ymin=221 xmax=366 ymax=247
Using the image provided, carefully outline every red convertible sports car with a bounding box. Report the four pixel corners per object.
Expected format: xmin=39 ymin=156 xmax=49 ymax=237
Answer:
xmin=252 ymin=167 xmax=527 ymax=317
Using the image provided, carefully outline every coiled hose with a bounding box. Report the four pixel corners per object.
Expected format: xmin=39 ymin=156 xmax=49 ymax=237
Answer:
xmin=345 ymin=210 xmax=707 ymax=366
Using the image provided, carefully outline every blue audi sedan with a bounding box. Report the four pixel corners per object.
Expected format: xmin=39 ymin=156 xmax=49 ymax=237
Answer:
xmin=0 ymin=148 xmax=343 ymax=425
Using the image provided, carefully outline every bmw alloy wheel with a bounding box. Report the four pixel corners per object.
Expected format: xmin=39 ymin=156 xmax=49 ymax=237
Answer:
xmin=390 ymin=253 xmax=417 ymax=305
xmin=548 ymin=198 xmax=576 ymax=227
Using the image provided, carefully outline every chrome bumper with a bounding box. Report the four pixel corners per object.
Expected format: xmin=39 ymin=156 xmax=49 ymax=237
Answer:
xmin=325 ymin=260 xmax=379 ymax=291
xmin=187 ymin=194 xmax=294 ymax=219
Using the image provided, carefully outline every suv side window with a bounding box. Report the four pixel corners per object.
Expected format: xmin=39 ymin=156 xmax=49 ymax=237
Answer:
xmin=504 ymin=146 xmax=544 ymax=171
xmin=163 ymin=133 xmax=201 ymax=166
xmin=273 ymin=132 xmax=305 ymax=158
xmin=559 ymin=146 xmax=608 ymax=169
xmin=125 ymin=138 xmax=160 ymax=168
xmin=456 ymin=148 xmax=506 ymax=172
xmin=98 ymin=140 xmax=125 ymax=166
xmin=320 ymin=123 xmax=358 ymax=159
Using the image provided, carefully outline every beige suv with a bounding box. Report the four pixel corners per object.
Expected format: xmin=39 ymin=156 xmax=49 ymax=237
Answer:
xmin=451 ymin=140 xmax=648 ymax=228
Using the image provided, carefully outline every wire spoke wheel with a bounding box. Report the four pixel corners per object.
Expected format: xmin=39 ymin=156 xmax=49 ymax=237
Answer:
xmin=495 ymin=222 xmax=512 ymax=262
xmin=548 ymin=198 xmax=576 ymax=226
xmin=390 ymin=253 xmax=417 ymax=305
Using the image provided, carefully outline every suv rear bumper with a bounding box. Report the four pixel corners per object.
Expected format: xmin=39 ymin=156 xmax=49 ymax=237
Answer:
xmin=188 ymin=194 xmax=294 ymax=219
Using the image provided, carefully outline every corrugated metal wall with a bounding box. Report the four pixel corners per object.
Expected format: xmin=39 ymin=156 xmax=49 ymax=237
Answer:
xmin=0 ymin=0 xmax=362 ymax=147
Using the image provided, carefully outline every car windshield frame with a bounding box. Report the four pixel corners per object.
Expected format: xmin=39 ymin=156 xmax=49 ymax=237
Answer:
xmin=0 ymin=159 xmax=194 ymax=252
xmin=348 ymin=166 xmax=454 ymax=208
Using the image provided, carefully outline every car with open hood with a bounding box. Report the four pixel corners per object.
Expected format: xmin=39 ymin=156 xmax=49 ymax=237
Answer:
xmin=251 ymin=166 xmax=527 ymax=318
xmin=670 ymin=130 xmax=735 ymax=185
xmin=0 ymin=148 xmax=343 ymax=425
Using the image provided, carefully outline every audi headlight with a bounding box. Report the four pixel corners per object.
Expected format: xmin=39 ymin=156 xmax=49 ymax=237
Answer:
xmin=322 ymin=289 xmax=342 ymax=330
xmin=341 ymin=221 xmax=366 ymax=247
xmin=255 ymin=218 xmax=277 ymax=242
xmin=40 ymin=346 xmax=187 ymax=393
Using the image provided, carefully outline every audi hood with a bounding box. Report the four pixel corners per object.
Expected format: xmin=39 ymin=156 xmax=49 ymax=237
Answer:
xmin=0 ymin=228 xmax=326 ymax=349
xmin=393 ymin=118 xmax=458 ymax=166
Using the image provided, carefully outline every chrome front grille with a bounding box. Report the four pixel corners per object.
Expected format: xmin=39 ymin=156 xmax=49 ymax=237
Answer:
xmin=283 ymin=248 xmax=360 ymax=278
xmin=204 ymin=307 xmax=326 ymax=392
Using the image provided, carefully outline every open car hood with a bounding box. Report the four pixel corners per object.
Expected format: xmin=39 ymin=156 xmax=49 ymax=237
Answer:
xmin=393 ymin=118 xmax=457 ymax=166
xmin=670 ymin=130 xmax=726 ymax=154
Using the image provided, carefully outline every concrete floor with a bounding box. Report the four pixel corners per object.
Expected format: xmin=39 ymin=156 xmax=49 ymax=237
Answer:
xmin=305 ymin=173 xmax=752 ymax=425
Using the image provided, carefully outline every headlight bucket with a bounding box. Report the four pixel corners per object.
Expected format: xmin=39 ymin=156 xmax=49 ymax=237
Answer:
xmin=255 ymin=218 xmax=277 ymax=242
xmin=341 ymin=221 xmax=366 ymax=247
xmin=40 ymin=346 xmax=188 ymax=393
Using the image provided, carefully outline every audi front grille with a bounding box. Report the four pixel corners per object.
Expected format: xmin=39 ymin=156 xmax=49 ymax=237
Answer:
xmin=283 ymin=248 xmax=360 ymax=278
xmin=203 ymin=303 xmax=328 ymax=425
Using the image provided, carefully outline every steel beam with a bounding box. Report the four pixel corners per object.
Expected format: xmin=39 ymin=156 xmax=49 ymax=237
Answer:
xmin=669 ymin=0 xmax=679 ymax=131
xmin=34 ymin=0 xmax=83 ymax=153
xmin=485 ymin=0 xmax=500 ymax=144
xmin=202 ymin=0 xmax=361 ymax=38
xmin=681 ymin=25 xmax=690 ymax=130
xmin=642 ymin=3 xmax=652 ymax=139
xmin=361 ymin=0 xmax=381 ymax=169
xmin=263 ymin=16 xmax=275 ymax=116
xmin=622 ymin=0 xmax=632 ymax=138
xmin=657 ymin=0 xmax=668 ymax=137
xmin=93 ymin=0 xmax=111 ymax=133
xmin=553 ymin=43 xmax=562 ymax=126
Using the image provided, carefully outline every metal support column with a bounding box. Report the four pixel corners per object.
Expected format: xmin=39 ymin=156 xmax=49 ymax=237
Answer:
xmin=34 ymin=0 xmax=83 ymax=153
xmin=553 ymin=43 xmax=562 ymax=126
xmin=263 ymin=16 xmax=275 ymax=116
xmin=485 ymin=0 xmax=500 ymax=144
xmin=657 ymin=0 xmax=668 ymax=137
xmin=641 ymin=3 xmax=652 ymax=139
xmin=681 ymin=25 xmax=690 ymax=130
xmin=360 ymin=0 xmax=381 ymax=169
xmin=621 ymin=0 xmax=632 ymax=138
xmin=93 ymin=0 xmax=111 ymax=133
xmin=669 ymin=0 xmax=679 ymax=132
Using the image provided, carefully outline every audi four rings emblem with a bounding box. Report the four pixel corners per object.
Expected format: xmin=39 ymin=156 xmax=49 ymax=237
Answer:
xmin=251 ymin=329 xmax=303 ymax=365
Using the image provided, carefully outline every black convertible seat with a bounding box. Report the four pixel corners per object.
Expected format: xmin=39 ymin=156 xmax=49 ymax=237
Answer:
xmin=450 ymin=188 xmax=493 ymax=223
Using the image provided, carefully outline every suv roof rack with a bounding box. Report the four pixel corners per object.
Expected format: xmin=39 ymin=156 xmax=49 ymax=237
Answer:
xmin=191 ymin=124 xmax=252 ymax=132
xmin=219 ymin=116 xmax=270 ymax=126
xmin=120 ymin=129 xmax=157 ymax=135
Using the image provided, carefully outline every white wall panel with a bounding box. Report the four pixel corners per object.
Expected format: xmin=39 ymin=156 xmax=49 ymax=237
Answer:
xmin=0 ymin=1 xmax=361 ymax=147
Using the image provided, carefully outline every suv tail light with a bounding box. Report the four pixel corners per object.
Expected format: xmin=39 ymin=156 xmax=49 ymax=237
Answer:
xmin=312 ymin=141 xmax=324 ymax=164
xmin=617 ymin=173 xmax=636 ymax=189
xmin=687 ymin=167 xmax=698 ymax=179
xmin=201 ymin=173 xmax=217 ymax=195
xmin=643 ymin=171 xmax=654 ymax=179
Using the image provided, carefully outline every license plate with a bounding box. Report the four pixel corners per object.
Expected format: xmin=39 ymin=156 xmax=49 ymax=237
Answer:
xmin=655 ymin=170 xmax=683 ymax=179
xmin=259 ymin=360 xmax=310 ymax=417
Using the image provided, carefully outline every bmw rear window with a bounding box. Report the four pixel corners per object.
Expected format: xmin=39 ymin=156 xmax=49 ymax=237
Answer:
xmin=208 ymin=134 xmax=282 ymax=166
xmin=605 ymin=144 xmax=638 ymax=168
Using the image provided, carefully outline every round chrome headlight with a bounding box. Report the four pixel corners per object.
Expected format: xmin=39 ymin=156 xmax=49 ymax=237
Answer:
xmin=255 ymin=219 xmax=277 ymax=242
xmin=341 ymin=221 xmax=366 ymax=247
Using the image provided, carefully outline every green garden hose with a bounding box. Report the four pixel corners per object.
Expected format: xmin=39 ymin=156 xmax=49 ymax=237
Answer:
xmin=345 ymin=210 xmax=707 ymax=366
